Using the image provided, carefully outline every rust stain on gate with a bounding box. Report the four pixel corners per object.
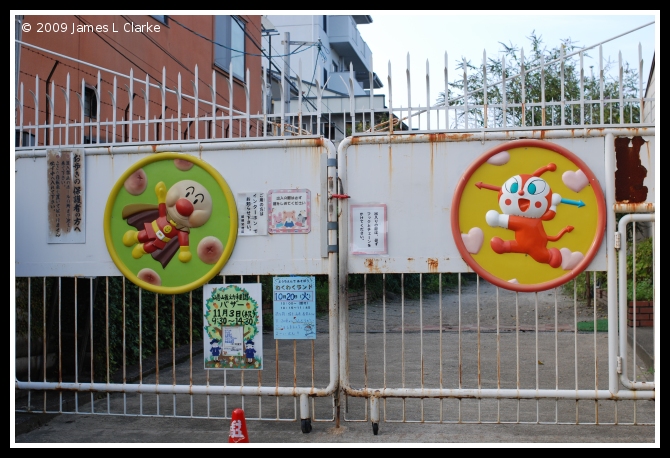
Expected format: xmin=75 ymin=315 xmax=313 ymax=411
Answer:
xmin=615 ymin=136 xmax=648 ymax=203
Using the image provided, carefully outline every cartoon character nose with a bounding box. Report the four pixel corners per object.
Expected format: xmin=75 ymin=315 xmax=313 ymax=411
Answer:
xmin=176 ymin=198 xmax=194 ymax=216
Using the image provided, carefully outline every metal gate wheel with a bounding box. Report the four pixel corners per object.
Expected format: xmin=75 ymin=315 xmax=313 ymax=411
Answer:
xmin=372 ymin=422 xmax=379 ymax=435
xmin=301 ymin=418 xmax=312 ymax=433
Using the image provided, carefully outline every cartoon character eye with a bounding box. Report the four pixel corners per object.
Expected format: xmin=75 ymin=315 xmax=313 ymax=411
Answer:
xmin=526 ymin=178 xmax=547 ymax=195
xmin=192 ymin=193 xmax=205 ymax=205
xmin=504 ymin=177 xmax=520 ymax=194
xmin=184 ymin=186 xmax=196 ymax=197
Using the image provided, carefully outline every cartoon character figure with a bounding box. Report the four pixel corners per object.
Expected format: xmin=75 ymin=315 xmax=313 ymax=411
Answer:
xmin=244 ymin=339 xmax=256 ymax=365
xmin=283 ymin=210 xmax=296 ymax=228
xmin=273 ymin=211 xmax=284 ymax=228
xmin=296 ymin=210 xmax=306 ymax=227
xmin=209 ymin=338 xmax=222 ymax=360
xmin=303 ymin=323 xmax=315 ymax=337
xmin=122 ymin=180 xmax=213 ymax=265
xmin=478 ymin=163 xmax=573 ymax=268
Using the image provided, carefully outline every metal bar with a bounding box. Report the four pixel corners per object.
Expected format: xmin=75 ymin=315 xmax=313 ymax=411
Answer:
xmin=483 ymin=50 xmax=488 ymax=128
xmin=89 ymin=278 xmax=94 ymax=413
xmin=515 ymin=291 xmax=520 ymax=423
xmin=458 ymin=273 xmax=462 ymax=423
xmin=560 ymin=46 xmax=566 ymax=125
xmin=74 ymin=276 xmax=79 ymax=412
xmin=617 ymin=213 xmax=655 ymax=390
xmin=383 ymin=274 xmax=387 ymax=389
xmin=155 ymin=293 xmax=159 ymax=415
xmin=444 ymin=52 xmax=449 ymax=130
xmin=406 ymin=54 xmax=412 ymax=131
xmin=401 ymin=273 xmax=405 ymax=389
xmin=534 ymin=292 xmax=539 ymax=422
xmin=364 ymin=274 xmax=368 ymax=389
xmin=122 ymin=277 xmax=127 ymax=414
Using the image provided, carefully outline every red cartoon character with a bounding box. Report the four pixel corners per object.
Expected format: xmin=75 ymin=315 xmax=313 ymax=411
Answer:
xmin=477 ymin=163 xmax=573 ymax=268
xmin=122 ymin=180 xmax=213 ymax=264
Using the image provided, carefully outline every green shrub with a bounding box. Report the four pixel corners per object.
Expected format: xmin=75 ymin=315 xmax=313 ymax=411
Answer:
xmin=561 ymin=237 xmax=654 ymax=302
xmin=626 ymin=237 xmax=654 ymax=301
xmin=91 ymin=276 xmax=202 ymax=379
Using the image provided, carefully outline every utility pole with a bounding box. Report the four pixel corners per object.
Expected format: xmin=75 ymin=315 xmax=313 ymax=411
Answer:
xmin=281 ymin=32 xmax=321 ymax=134
xmin=283 ymin=32 xmax=291 ymax=128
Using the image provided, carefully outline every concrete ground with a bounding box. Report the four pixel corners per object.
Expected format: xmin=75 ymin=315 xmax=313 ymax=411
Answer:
xmin=13 ymin=279 xmax=657 ymax=446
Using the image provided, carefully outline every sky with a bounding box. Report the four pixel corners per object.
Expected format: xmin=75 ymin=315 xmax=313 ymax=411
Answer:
xmin=355 ymin=11 xmax=657 ymax=117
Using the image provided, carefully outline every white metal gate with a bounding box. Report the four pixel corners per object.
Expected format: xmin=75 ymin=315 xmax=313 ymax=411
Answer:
xmin=336 ymin=131 xmax=655 ymax=433
xmin=15 ymin=138 xmax=341 ymax=432
xmin=14 ymin=27 xmax=655 ymax=435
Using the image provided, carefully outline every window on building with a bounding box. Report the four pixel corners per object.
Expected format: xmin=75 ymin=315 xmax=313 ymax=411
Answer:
xmin=84 ymin=86 xmax=97 ymax=119
xmin=15 ymin=130 xmax=35 ymax=147
xmin=323 ymin=68 xmax=328 ymax=85
xmin=214 ymin=16 xmax=246 ymax=82
xmin=332 ymin=61 xmax=338 ymax=73
xmin=323 ymin=15 xmax=327 ymax=33
xmin=322 ymin=123 xmax=336 ymax=140
xmin=150 ymin=15 xmax=168 ymax=25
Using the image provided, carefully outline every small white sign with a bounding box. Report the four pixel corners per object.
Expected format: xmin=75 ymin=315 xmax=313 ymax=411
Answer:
xmin=350 ymin=204 xmax=388 ymax=255
xmin=47 ymin=149 xmax=85 ymax=243
xmin=236 ymin=192 xmax=267 ymax=236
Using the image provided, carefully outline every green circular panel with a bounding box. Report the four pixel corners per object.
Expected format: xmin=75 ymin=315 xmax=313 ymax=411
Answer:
xmin=104 ymin=153 xmax=237 ymax=294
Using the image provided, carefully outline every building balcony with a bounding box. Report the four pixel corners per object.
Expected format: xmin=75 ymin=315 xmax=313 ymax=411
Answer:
xmin=327 ymin=16 xmax=373 ymax=77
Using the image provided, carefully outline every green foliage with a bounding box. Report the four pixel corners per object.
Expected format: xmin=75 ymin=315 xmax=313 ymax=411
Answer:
xmin=262 ymin=312 xmax=273 ymax=330
xmin=438 ymin=31 xmax=641 ymax=128
xmin=562 ymin=271 xmax=607 ymax=301
xmin=626 ymin=237 xmax=654 ymax=301
xmin=14 ymin=277 xmax=52 ymax=339
xmin=91 ymin=277 xmax=202 ymax=379
xmin=561 ymin=237 xmax=654 ymax=302
xmin=314 ymin=275 xmax=330 ymax=316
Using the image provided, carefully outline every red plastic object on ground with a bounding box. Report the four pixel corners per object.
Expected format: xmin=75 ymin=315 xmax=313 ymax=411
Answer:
xmin=228 ymin=408 xmax=249 ymax=443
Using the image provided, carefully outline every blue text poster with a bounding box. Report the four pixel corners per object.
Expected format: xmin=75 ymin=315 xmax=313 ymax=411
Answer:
xmin=273 ymin=276 xmax=316 ymax=339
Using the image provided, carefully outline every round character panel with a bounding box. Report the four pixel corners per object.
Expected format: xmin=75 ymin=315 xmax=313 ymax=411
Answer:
xmin=451 ymin=139 xmax=606 ymax=293
xmin=104 ymin=153 xmax=237 ymax=294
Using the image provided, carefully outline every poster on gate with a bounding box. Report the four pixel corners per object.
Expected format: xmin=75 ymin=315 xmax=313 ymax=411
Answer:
xmin=350 ymin=204 xmax=388 ymax=255
xmin=236 ymin=192 xmax=267 ymax=236
xmin=203 ymin=283 xmax=263 ymax=370
xmin=272 ymin=276 xmax=316 ymax=339
xmin=267 ymin=189 xmax=311 ymax=233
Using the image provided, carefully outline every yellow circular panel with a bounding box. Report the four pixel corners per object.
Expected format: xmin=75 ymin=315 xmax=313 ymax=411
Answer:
xmin=451 ymin=140 xmax=606 ymax=292
xmin=104 ymin=153 xmax=238 ymax=294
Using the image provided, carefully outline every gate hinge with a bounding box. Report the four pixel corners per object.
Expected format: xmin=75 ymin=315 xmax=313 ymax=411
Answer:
xmin=328 ymin=245 xmax=338 ymax=253
xmin=617 ymin=356 xmax=622 ymax=374
xmin=327 ymin=158 xmax=337 ymax=167
xmin=614 ymin=232 xmax=621 ymax=250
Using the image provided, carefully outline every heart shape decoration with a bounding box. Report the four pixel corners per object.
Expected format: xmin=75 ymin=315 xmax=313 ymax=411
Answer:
xmin=562 ymin=169 xmax=589 ymax=193
xmin=462 ymin=227 xmax=484 ymax=254
xmin=560 ymin=248 xmax=584 ymax=270
xmin=487 ymin=151 xmax=510 ymax=166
